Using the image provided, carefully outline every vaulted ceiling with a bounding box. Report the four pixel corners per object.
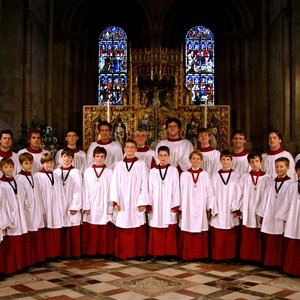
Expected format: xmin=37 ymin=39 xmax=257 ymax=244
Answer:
xmin=53 ymin=0 xmax=259 ymax=49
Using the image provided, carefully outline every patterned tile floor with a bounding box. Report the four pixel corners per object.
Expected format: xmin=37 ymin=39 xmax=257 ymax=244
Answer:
xmin=1 ymin=258 xmax=300 ymax=299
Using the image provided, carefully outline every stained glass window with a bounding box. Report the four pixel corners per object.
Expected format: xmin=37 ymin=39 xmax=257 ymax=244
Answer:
xmin=98 ymin=26 xmax=127 ymax=105
xmin=185 ymin=26 xmax=214 ymax=105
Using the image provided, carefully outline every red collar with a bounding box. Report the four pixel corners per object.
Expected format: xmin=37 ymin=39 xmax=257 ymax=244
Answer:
xmin=219 ymin=169 xmax=233 ymax=173
xmin=123 ymin=157 xmax=138 ymax=163
xmin=275 ymin=175 xmax=290 ymax=182
xmin=167 ymin=137 xmax=182 ymax=142
xmin=92 ymin=164 xmax=106 ymax=168
xmin=19 ymin=170 xmax=32 ymax=176
xmin=0 ymin=175 xmax=14 ymax=182
xmin=97 ymin=140 xmax=112 ymax=145
xmin=249 ymin=169 xmax=265 ymax=176
xmin=231 ymin=150 xmax=249 ymax=157
xmin=60 ymin=166 xmax=74 ymax=171
xmin=188 ymin=168 xmax=203 ymax=173
xmin=155 ymin=164 xmax=170 ymax=169
xmin=198 ymin=146 xmax=214 ymax=152
xmin=267 ymin=148 xmax=284 ymax=155
xmin=137 ymin=146 xmax=149 ymax=152
xmin=39 ymin=169 xmax=53 ymax=174
xmin=0 ymin=149 xmax=12 ymax=158
xmin=64 ymin=147 xmax=80 ymax=154
xmin=26 ymin=146 xmax=43 ymax=154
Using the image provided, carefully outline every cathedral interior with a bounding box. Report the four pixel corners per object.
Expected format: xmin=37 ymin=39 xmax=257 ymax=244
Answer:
xmin=1 ymin=2 xmax=300 ymax=299
xmin=0 ymin=0 xmax=300 ymax=153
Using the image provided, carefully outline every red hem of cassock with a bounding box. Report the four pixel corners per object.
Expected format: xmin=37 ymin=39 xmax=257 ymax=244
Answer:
xmin=43 ymin=228 xmax=63 ymax=259
xmin=239 ymin=226 xmax=262 ymax=262
xmin=178 ymin=230 xmax=208 ymax=260
xmin=0 ymin=243 xmax=4 ymax=273
xmin=31 ymin=229 xmax=46 ymax=264
xmin=3 ymin=235 xmax=27 ymax=274
xmin=283 ymin=237 xmax=300 ymax=276
xmin=148 ymin=224 xmax=178 ymax=257
xmin=114 ymin=225 xmax=147 ymax=259
xmin=62 ymin=226 xmax=81 ymax=258
xmin=262 ymin=233 xmax=284 ymax=267
xmin=82 ymin=222 xmax=114 ymax=256
xmin=210 ymin=226 xmax=237 ymax=260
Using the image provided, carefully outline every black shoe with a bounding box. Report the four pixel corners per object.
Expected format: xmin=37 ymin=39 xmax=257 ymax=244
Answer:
xmin=138 ymin=257 xmax=146 ymax=262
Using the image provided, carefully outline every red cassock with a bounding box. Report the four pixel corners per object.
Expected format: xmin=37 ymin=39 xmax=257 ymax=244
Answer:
xmin=82 ymin=222 xmax=114 ymax=256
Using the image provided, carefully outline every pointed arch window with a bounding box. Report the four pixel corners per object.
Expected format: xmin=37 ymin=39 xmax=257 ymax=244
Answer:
xmin=98 ymin=26 xmax=127 ymax=105
xmin=185 ymin=26 xmax=214 ymax=105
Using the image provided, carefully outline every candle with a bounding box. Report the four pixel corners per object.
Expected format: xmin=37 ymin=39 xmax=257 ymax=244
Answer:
xmin=204 ymin=99 xmax=208 ymax=128
xmin=107 ymin=99 xmax=110 ymax=123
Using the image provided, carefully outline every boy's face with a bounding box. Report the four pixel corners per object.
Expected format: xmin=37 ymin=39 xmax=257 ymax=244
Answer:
xmin=1 ymin=163 xmax=14 ymax=177
xmin=167 ymin=122 xmax=180 ymax=138
xmin=158 ymin=151 xmax=169 ymax=165
xmin=94 ymin=153 xmax=106 ymax=165
xmin=190 ymin=154 xmax=202 ymax=168
xmin=232 ymin=133 xmax=246 ymax=150
xmin=42 ymin=160 xmax=54 ymax=171
xmin=275 ymin=161 xmax=289 ymax=177
xmin=99 ymin=125 xmax=111 ymax=141
xmin=249 ymin=157 xmax=261 ymax=171
xmin=65 ymin=132 xmax=78 ymax=146
xmin=124 ymin=142 xmax=137 ymax=157
xmin=220 ymin=156 xmax=232 ymax=170
xmin=197 ymin=132 xmax=210 ymax=146
xmin=296 ymin=168 xmax=300 ymax=179
xmin=61 ymin=154 xmax=73 ymax=166
xmin=134 ymin=131 xmax=147 ymax=147
xmin=0 ymin=133 xmax=13 ymax=150
xmin=268 ymin=133 xmax=281 ymax=150
xmin=29 ymin=133 xmax=41 ymax=149
xmin=21 ymin=160 xmax=33 ymax=172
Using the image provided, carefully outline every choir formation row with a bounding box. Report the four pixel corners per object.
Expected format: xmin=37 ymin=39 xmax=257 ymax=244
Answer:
xmin=0 ymin=119 xmax=300 ymax=278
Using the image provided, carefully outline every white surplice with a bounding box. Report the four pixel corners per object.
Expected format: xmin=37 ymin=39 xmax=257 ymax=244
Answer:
xmin=180 ymin=169 xmax=215 ymax=232
xmin=82 ymin=166 xmax=113 ymax=225
xmin=148 ymin=165 xmax=180 ymax=228
xmin=110 ymin=159 xmax=149 ymax=228
xmin=54 ymin=167 xmax=82 ymax=226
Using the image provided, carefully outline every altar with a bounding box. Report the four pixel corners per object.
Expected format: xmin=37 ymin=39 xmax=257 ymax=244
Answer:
xmin=83 ymin=48 xmax=230 ymax=151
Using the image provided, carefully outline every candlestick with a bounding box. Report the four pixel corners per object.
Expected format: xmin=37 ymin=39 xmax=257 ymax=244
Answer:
xmin=204 ymin=99 xmax=208 ymax=128
xmin=107 ymin=99 xmax=110 ymax=123
xmin=190 ymin=84 xmax=193 ymax=102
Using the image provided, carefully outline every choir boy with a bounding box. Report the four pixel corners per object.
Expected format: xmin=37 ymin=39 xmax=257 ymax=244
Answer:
xmin=54 ymin=148 xmax=82 ymax=257
xmin=262 ymin=130 xmax=296 ymax=179
xmin=148 ymin=146 xmax=180 ymax=261
xmin=133 ymin=128 xmax=156 ymax=170
xmin=82 ymin=146 xmax=114 ymax=256
xmin=18 ymin=128 xmax=48 ymax=174
xmin=55 ymin=129 xmax=87 ymax=175
xmin=234 ymin=152 xmax=271 ymax=263
xmin=196 ymin=128 xmax=221 ymax=175
xmin=231 ymin=130 xmax=250 ymax=176
xmin=0 ymin=183 xmax=7 ymax=273
xmin=110 ymin=140 xmax=149 ymax=260
xmin=0 ymin=157 xmax=28 ymax=274
xmin=257 ymin=157 xmax=292 ymax=268
xmin=87 ymin=121 xmax=123 ymax=169
xmin=210 ymin=150 xmax=240 ymax=261
xmin=34 ymin=153 xmax=66 ymax=259
xmin=276 ymin=160 xmax=300 ymax=276
xmin=179 ymin=150 xmax=215 ymax=261
xmin=0 ymin=129 xmax=20 ymax=176
xmin=155 ymin=117 xmax=193 ymax=173
xmin=15 ymin=153 xmax=45 ymax=265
